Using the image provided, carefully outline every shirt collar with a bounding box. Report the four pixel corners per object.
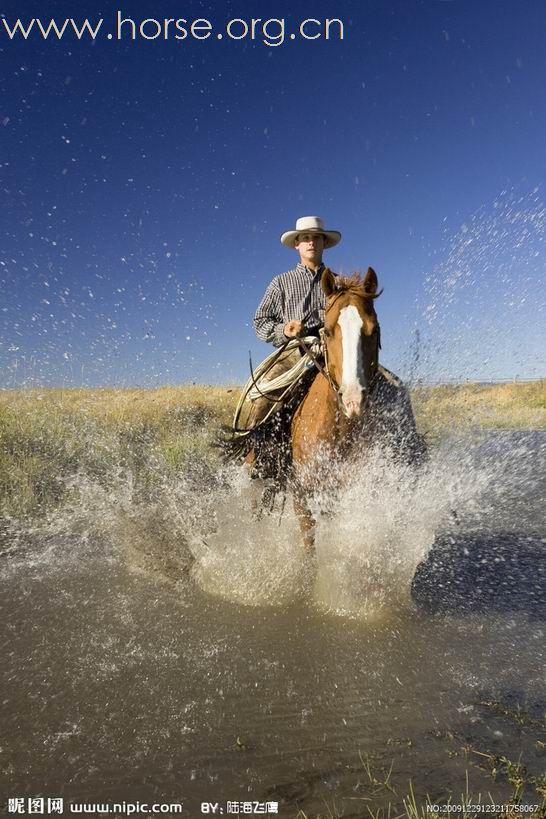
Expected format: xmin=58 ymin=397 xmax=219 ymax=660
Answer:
xmin=297 ymin=261 xmax=325 ymax=278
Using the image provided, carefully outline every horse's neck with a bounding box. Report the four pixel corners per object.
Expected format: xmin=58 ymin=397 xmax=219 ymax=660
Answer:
xmin=310 ymin=371 xmax=339 ymax=415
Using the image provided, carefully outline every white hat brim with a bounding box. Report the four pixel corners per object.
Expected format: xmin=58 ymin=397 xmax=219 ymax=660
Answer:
xmin=280 ymin=228 xmax=341 ymax=249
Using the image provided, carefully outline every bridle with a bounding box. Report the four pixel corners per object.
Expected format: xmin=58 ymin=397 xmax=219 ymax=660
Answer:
xmin=298 ymin=289 xmax=381 ymax=406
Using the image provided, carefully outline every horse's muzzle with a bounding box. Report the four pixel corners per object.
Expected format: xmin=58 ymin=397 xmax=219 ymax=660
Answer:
xmin=340 ymin=385 xmax=364 ymax=418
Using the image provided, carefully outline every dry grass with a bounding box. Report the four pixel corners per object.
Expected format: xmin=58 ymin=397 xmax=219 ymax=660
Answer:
xmin=412 ymin=379 xmax=546 ymax=438
xmin=0 ymin=384 xmax=238 ymax=521
xmin=0 ymin=384 xmax=237 ymax=426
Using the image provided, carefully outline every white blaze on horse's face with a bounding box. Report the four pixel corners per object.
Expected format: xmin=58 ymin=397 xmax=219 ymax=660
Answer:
xmin=338 ymin=305 xmax=365 ymax=417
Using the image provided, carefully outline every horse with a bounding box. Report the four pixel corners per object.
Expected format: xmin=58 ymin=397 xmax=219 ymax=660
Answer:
xmin=290 ymin=266 xmax=425 ymax=553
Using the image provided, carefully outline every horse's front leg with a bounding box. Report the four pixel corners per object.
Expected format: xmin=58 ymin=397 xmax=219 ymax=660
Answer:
xmin=291 ymin=372 xmax=337 ymax=556
xmin=292 ymin=483 xmax=316 ymax=555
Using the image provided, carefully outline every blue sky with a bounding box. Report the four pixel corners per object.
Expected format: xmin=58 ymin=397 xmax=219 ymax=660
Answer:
xmin=1 ymin=0 xmax=545 ymax=387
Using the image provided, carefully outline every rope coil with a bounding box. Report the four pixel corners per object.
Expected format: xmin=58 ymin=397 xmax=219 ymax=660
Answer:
xmin=231 ymin=336 xmax=323 ymax=436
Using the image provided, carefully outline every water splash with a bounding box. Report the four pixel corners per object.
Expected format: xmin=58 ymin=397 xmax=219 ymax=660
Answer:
xmin=187 ymin=467 xmax=310 ymax=606
xmin=415 ymin=189 xmax=546 ymax=383
xmin=182 ymin=427 xmax=543 ymax=618
xmin=2 ymin=418 xmax=541 ymax=618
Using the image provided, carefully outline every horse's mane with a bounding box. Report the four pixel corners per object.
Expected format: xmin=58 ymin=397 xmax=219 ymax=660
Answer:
xmin=334 ymin=273 xmax=381 ymax=299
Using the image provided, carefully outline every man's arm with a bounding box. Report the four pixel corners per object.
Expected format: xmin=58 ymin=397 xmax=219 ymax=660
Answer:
xmin=253 ymin=278 xmax=288 ymax=347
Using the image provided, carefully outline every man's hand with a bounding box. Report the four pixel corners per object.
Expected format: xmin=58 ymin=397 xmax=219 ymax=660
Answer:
xmin=283 ymin=320 xmax=304 ymax=338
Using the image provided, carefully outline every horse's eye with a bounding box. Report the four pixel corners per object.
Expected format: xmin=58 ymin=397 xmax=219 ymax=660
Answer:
xmin=324 ymin=327 xmax=332 ymax=338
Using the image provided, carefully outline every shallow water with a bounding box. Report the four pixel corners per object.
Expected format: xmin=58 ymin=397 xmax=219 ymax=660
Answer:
xmin=1 ymin=431 xmax=545 ymax=816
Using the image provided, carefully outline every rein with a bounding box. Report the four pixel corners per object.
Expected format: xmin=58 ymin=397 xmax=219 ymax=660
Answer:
xmin=296 ymin=289 xmax=346 ymax=395
xmin=296 ymin=334 xmax=338 ymax=395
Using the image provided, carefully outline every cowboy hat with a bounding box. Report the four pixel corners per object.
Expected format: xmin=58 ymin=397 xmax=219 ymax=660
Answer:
xmin=280 ymin=216 xmax=341 ymax=249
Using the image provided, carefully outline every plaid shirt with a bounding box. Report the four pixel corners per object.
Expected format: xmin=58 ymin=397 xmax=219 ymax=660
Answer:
xmin=253 ymin=262 xmax=327 ymax=347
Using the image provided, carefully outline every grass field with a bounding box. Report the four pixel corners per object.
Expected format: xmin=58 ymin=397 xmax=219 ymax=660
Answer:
xmin=412 ymin=379 xmax=546 ymax=435
xmin=0 ymin=380 xmax=544 ymax=523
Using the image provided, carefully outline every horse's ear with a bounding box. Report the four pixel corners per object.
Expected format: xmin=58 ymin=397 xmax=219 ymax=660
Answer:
xmin=321 ymin=267 xmax=337 ymax=297
xmin=363 ymin=266 xmax=378 ymax=295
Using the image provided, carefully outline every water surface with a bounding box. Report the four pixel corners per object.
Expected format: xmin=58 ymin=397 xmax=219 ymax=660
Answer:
xmin=1 ymin=431 xmax=545 ymax=816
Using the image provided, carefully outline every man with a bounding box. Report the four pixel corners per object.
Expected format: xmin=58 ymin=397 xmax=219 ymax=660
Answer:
xmin=254 ymin=215 xmax=341 ymax=346
xmin=247 ymin=216 xmax=341 ymax=429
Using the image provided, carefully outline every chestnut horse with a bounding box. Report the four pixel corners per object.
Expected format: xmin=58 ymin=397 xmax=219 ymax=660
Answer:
xmin=291 ymin=266 xmax=424 ymax=553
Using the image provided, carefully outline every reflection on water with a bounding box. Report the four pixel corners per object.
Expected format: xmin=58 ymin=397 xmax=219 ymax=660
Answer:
xmin=1 ymin=431 xmax=545 ymax=815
